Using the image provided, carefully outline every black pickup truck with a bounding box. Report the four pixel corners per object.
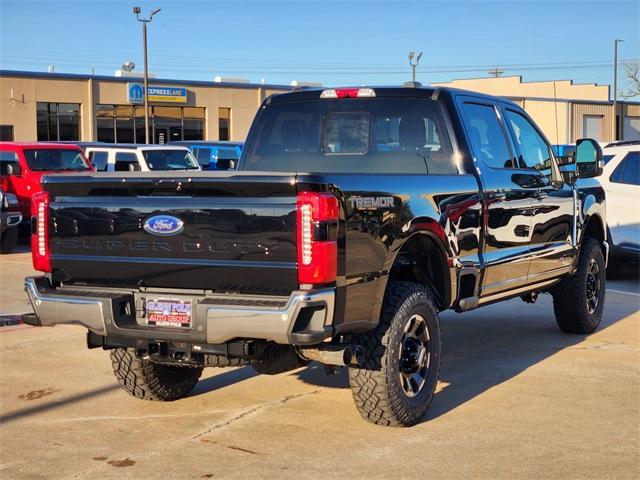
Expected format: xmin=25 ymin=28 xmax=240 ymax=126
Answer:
xmin=23 ymin=86 xmax=608 ymax=427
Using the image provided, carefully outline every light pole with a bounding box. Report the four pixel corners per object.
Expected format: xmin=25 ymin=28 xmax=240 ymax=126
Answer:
xmin=613 ymin=38 xmax=623 ymax=140
xmin=408 ymin=51 xmax=422 ymax=84
xmin=133 ymin=6 xmax=161 ymax=144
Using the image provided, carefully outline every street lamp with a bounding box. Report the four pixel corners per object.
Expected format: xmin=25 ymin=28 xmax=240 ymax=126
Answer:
xmin=408 ymin=51 xmax=423 ymax=84
xmin=133 ymin=6 xmax=161 ymax=144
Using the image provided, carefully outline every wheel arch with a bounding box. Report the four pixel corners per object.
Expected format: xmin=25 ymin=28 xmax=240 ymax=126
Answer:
xmin=382 ymin=230 xmax=454 ymax=310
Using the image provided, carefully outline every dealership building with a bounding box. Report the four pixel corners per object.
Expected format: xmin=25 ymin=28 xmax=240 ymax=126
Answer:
xmin=1 ymin=69 xmax=639 ymax=145
xmin=0 ymin=70 xmax=291 ymax=144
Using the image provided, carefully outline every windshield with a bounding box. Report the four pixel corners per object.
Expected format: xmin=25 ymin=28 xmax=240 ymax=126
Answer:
xmin=23 ymin=149 xmax=90 ymax=172
xmin=242 ymin=98 xmax=456 ymax=174
xmin=142 ymin=149 xmax=200 ymax=171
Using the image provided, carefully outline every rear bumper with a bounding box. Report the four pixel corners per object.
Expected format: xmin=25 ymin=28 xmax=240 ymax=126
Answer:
xmin=23 ymin=276 xmax=335 ymax=345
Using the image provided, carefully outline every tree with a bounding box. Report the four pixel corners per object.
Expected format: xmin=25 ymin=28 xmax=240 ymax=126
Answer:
xmin=619 ymin=61 xmax=640 ymax=99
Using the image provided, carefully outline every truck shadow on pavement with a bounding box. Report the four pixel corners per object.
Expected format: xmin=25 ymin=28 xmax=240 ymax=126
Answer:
xmin=295 ymin=294 xmax=639 ymax=424
xmin=1 ymin=365 xmax=259 ymax=425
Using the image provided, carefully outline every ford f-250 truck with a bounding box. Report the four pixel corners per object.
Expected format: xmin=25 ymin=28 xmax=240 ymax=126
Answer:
xmin=23 ymin=86 xmax=608 ymax=427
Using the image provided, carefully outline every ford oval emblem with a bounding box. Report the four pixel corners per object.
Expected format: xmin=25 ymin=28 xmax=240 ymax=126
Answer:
xmin=143 ymin=215 xmax=184 ymax=236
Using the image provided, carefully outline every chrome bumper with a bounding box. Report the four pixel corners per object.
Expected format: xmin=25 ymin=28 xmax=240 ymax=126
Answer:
xmin=24 ymin=276 xmax=335 ymax=345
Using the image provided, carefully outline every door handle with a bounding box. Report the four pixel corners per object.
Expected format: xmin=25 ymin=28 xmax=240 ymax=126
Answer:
xmin=487 ymin=191 xmax=507 ymax=201
xmin=533 ymin=190 xmax=548 ymax=200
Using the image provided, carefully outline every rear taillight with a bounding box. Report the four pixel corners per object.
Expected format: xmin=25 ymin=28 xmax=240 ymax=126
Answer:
xmin=296 ymin=192 xmax=339 ymax=285
xmin=31 ymin=191 xmax=51 ymax=272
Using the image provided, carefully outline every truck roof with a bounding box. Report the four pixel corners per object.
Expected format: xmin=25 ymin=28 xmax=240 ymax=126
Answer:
xmin=84 ymin=143 xmax=190 ymax=151
xmin=0 ymin=142 xmax=84 ymax=150
xmin=267 ymin=85 xmax=518 ymax=107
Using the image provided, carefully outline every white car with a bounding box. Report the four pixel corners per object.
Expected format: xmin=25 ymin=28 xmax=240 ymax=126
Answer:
xmin=601 ymin=141 xmax=640 ymax=262
xmin=84 ymin=144 xmax=201 ymax=173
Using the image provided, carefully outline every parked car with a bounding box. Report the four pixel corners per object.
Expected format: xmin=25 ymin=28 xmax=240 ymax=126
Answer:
xmin=171 ymin=141 xmax=243 ymax=170
xmin=0 ymin=187 xmax=22 ymax=254
xmin=23 ymin=86 xmax=607 ymax=427
xmin=0 ymin=142 xmax=94 ymax=220
xmin=84 ymin=144 xmax=201 ymax=172
xmin=601 ymin=140 xmax=640 ymax=264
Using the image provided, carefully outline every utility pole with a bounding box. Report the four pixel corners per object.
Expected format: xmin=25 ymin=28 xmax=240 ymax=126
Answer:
xmin=408 ymin=51 xmax=423 ymax=84
xmin=613 ymin=38 xmax=623 ymax=140
xmin=134 ymin=6 xmax=161 ymax=144
xmin=488 ymin=66 xmax=504 ymax=78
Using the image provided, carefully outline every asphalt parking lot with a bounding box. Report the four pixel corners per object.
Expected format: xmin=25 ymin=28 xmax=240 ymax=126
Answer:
xmin=1 ymin=248 xmax=638 ymax=479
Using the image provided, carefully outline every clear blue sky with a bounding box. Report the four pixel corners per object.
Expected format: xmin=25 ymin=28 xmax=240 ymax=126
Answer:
xmin=1 ymin=0 xmax=638 ymax=95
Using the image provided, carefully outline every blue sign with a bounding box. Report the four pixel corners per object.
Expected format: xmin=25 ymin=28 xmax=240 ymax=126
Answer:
xmin=127 ymin=83 xmax=188 ymax=104
xmin=143 ymin=215 xmax=184 ymax=236
xmin=127 ymin=83 xmax=145 ymax=104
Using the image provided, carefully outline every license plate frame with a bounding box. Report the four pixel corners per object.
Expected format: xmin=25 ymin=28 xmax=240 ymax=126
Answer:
xmin=145 ymin=298 xmax=193 ymax=329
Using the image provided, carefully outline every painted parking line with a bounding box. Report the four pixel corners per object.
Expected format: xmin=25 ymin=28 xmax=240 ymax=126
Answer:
xmin=607 ymin=289 xmax=640 ymax=298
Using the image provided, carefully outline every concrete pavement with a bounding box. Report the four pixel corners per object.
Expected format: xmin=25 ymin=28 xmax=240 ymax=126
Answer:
xmin=0 ymin=249 xmax=638 ymax=479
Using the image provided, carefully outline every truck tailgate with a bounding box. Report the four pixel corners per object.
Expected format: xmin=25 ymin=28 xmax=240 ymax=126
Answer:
xmin=45 ymin=173 xmax=299 ymax=295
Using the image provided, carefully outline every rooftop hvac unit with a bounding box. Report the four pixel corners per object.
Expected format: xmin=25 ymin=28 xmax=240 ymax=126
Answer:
xmin=114 ymin=70 xmax=157 ymax=78
xmin=290 ymin=80 xmax=323 ymax=87
xmin=214 ymin=76 xmax=250 ymax=84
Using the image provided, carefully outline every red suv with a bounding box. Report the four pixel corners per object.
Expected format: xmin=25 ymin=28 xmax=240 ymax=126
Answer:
xmin=0 ymin=143 xmax=94 ymax=220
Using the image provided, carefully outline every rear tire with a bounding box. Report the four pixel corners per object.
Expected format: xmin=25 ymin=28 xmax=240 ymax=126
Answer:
xmin=110 ymin=348 xmax=203 ymax=401
xmin=551 ymin=237 xmax=606 ymax=334
xmin=348 ymin=282 xmax=441 ymax=427
xmin=0 ymin=227 xmax=18 ymax=254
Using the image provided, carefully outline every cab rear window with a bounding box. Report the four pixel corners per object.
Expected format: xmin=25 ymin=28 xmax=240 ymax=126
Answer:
xmin=23 ymin=149 xmax=90 ymax=172
xmin=242 ymin=98 xmax=456 ymax=174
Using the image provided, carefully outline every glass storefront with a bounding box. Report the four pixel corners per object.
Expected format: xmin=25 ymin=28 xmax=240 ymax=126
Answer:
xmin=96 ymin=105 xmax=205 ymax=144
xmin=37 ymin=102 xmax=80 ymax=141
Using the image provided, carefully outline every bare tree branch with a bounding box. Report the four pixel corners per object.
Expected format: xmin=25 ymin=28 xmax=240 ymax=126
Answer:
xmin=619 ymin=61 xmax=640 ymax=99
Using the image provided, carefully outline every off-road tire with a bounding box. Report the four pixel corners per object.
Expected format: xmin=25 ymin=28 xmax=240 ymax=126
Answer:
xmin=251 ymin=342 xmax=306 ymax=375
xmin=348 ymin=282 xmax=441 ymax=427
xmin=0 ymin=228 xmax=18 ymax=254
xmin=110 ymin=348 xmax=203 ymax=401
xmin=552 ymin=237 xmax=606 ymax=334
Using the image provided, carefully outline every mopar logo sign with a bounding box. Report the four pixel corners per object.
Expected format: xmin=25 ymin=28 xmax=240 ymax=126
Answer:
xmin=127 ymin=83 xmax=145 ymax=104
xmin=127 ymin=83 xmax=188 ymax=104
xmin=143 ymin=215 xmax=184 ymax=236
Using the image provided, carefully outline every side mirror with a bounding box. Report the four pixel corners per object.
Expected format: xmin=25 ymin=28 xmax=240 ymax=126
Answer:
xmin=6 ymin=163 xmax=21 ymax=176
xmin=216 ymin=159 xmax=236 ymax=171
xmin=575 ymin=138 xmax=603 ymax=178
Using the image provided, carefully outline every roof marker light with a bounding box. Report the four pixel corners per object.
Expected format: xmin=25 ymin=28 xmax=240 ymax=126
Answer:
xmin=320 ymin=88 xmax=376 ymax=99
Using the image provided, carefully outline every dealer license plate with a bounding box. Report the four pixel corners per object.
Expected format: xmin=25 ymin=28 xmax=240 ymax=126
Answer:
xmin=145 ymin=299 xmax=192 ymax=328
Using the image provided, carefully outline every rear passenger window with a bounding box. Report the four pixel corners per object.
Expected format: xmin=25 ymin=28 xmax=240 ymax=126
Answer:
xmin=114 ymin=152 xmax=138 ymax=172
xmin=193 ymin=148 xmax=211 ymax=167
xmin=463 ymin=103 xmax=513 ymax=169
xmin=89 ymin=151 xmax=108 ymax=171
xmin=611 ymin=152 xmax=640 ymax=186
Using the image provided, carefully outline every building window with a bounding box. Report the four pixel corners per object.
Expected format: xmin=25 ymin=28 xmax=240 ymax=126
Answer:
xmin=0 ymin=125 xmax=14 ymax=141
xmin=37 ymin=102 xmax=80 ymax=141
xmin=582 ymin=115 xmax=603 ymax=142
xmin=623 ymin=116 xmax=640 ymax=141
xmin=96 ymin=105 xmax=204 ymax=144
xmin=219 ymin=107 xmax=230 ymax=141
